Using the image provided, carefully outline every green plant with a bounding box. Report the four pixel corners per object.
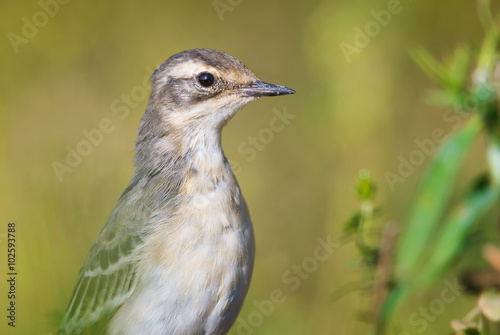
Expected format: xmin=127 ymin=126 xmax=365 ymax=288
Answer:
xmin=380 ymin=1 xmax=500 ymax=332
xmin=340 ymin=1 xmax=500 ymax=334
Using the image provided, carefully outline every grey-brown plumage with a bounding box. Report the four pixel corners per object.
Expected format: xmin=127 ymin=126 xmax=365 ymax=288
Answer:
xmin=59 ymin=49 xmax=294 ymax=335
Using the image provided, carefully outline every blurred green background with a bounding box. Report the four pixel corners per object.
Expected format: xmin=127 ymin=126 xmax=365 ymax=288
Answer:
xmin=1 ymin=0 xmax=498 ymax=334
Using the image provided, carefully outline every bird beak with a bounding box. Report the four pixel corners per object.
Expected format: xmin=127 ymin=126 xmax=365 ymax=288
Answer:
xmin=238 ymin=80 xmax=295 ymax=97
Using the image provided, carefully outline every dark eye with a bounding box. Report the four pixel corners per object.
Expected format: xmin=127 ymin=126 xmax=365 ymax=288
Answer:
xmin=197 ymin=72 xmax=215 ymax=87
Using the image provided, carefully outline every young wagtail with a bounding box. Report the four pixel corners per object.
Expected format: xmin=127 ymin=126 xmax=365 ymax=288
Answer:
xmin=59 ymin=48 xmax=295 ymax=334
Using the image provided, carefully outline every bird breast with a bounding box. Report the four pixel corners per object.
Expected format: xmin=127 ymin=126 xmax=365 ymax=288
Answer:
xmin=109 ymin=158 xmax=255 ymax=334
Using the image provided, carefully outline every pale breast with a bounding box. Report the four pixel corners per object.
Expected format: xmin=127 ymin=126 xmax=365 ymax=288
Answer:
xmin=108 ymin=164 xmax=255 ymax=335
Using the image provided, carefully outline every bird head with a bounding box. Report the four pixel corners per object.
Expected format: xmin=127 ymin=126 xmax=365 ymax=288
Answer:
xmin=147 ymin=48 xmax=295 ymax=130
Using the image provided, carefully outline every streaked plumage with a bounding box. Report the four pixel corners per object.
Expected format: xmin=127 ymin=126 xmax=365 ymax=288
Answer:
xmin=59 ymin=49 xmax=294 ymax=335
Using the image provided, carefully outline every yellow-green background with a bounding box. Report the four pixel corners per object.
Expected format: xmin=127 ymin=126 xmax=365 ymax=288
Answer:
xmin=1 ymin=0 xmax=498 ymax=334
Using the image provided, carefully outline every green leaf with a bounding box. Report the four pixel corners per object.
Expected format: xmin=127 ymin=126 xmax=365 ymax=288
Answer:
xmin=488 ymin=140 xmax=500 ymax=184
xmin=423 ymin=89 xmax=466 ymax=108
xmin=445 ymin=45 xmax=470 ymax=92
xmin=410 ymin=46 xmax=446 ymax=86
xmin=411 ymin=45 xmax=470 ymax=93
xmin=411 ymin=45 xmax=471 ymax=109
xmin=378 ymin=116 xmax=483 ymax=330
xmin=423 ymin=89 xmax=455 ymax=107
xmin=343 ymin=211 xmax=362 ymax=234
xmin=378 ymin=283 xmax=410 ymax=330
xmin=419 ymin=185 xmax=500 ymax=287
xmin=477 ymin=0 xmax=497 ymax=34
xmin=395 ymin=115 xmax=483 ymax=280
xmin=355 ymin=169 xmax=377 ymax=200
xmin=476 ymin=29 xmax=499 ymax=83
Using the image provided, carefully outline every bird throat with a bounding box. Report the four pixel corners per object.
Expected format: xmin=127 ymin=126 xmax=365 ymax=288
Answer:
xmin=183 ymin=128 xmax=227 ymax=181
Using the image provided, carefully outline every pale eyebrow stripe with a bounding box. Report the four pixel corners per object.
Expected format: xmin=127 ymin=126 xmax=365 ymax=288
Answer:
xmin=168 ymin=62 xmax=216 ymax=79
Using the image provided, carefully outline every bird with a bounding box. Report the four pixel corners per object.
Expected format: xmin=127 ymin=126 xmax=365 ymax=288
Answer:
xmin=58 ymin=48 xmax=295 ymax=335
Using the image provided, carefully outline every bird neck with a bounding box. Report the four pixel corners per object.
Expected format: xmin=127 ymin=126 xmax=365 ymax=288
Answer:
xmin=134 ymin=107 xmax=228 ymax=181
xmin=183 ymin=127 xmax=226 ymax=177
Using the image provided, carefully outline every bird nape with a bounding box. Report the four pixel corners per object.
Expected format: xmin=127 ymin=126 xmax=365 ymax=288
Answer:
xmin=59 ymin=48 xmax=295 ymax=335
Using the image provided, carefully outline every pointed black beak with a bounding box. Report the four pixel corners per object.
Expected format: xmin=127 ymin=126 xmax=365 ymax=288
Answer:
xmin=238 ymin=80 xmax=295 ymax=97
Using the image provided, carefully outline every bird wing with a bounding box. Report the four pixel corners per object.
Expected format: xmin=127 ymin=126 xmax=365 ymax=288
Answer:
xmin=59 ymin=179 xmax=157 ymax=335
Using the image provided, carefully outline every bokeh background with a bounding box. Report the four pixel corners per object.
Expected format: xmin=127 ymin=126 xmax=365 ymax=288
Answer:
xmin=1 ymin=0 xmax=499 ymax=334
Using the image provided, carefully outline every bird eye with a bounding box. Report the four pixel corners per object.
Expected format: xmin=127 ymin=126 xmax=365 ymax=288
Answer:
xmin=197 ymin=72 xmax=215 ymax=87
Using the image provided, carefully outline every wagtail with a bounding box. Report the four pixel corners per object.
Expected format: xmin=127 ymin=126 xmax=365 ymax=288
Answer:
xmin=59 ymin=48 xmax=295 ymax=334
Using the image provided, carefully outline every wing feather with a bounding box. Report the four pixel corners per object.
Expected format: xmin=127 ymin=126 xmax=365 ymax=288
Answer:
xmin=59 ymin=181 xmax=151 ymax=335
